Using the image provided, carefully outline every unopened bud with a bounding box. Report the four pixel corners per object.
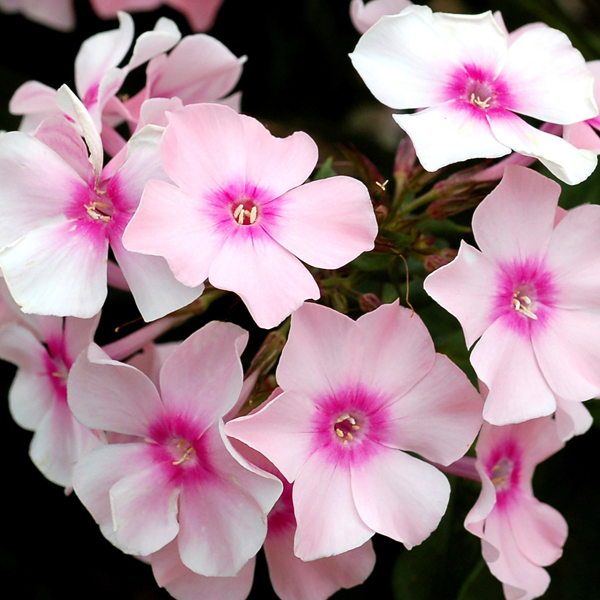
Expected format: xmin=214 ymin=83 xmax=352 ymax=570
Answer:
xmin=359 ymin=293 xmax=383 ymax=313
xmin=424 ymin=248 xmax=458 ymax=272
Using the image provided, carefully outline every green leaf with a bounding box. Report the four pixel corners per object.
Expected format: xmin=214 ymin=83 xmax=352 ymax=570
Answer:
xmin=313 ymin=156 xmax=337 ymax=180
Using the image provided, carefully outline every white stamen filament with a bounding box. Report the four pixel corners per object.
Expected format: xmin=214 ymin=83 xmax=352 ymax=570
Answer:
xmin=513 ymin=291 xmax=538 ymax=320
xmin=470 ymin=93 xmax=491 ymax=109
xmin=233 ymin=203 xmax=258 ymax=225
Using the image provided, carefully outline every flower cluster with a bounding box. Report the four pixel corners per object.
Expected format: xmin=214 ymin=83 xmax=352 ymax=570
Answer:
xmin=1 ymin=1 xmax=599 ymax=599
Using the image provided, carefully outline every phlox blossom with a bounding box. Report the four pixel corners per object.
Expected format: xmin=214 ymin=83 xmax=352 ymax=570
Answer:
xmin=0 ymin=88 xmax=201 ymax=320
xmin=122 ymin=103 xmax=378 ymax=329
xmin=68 ymin=320 xmax=282 ymax=577
xmin=0 ymin=309 xmax=101 ymax=487
xmin=424 ymin=165 xmax=600 ymax=425
xmin=226 ymin=301 xmax=483 ymax=560
xmin=349 ymin=6 xmax=598 ymax=184
xmin=465 ymin=418 xmax=568 ymax=600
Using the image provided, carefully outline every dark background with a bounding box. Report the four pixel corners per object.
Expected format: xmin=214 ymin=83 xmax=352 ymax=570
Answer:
xmin=1 ymin=0 xmax=600 ymax=598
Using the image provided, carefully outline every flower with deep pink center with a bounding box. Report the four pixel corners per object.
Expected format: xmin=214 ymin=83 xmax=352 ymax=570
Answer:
xmin=0 ymin=89 xmax=202 ymax=320
xmin=122 ymin=102 xmax=378 ymax=329
xmin=68 ymin=320 xmax=282 ymax=577
xmin=0 ymin=311 xmax=101 ymax=487
xmin=424 ymin=165 xmax=600 ymax=425
xmin=465 ymin=418 xmax=568 ymax=600
xmin=349 ymin=6 xmax=598 ymax=184
xmin=226 ymin=301 xmax=483 ymax=560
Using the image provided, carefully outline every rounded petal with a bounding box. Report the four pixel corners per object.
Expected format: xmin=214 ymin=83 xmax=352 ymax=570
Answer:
xmin=471 ymin=165 xmax=560 ymax=264
xmin=555 ymin=397 xmax=593 ymax=442
xmin=208 ymin=229 xmax=320 ymax=329
xmin=355 ymin=301 xmax=436 ymax=398
xmin=276 ymin=302 xmax=363 ymax=398
xmin=68 ymin=343 xmax=164 ymax=437
xmin=110 ymin=463 xmax=181 ymax=556
xmin=471 ymin=318 xmax=556 ymax=425
xmin=350 ymin=6 xmax=462 ymax=109
xmin=351 ymin=448 xmax=449 ymax=549
xmin=500 ymin=25 xmax=597 ymax=124
xmin=293 ymin=451 xmax=374 ymax=561
xmin=532 ymin=308 xmax=600 ymax=401
xmin=423 ymin=241 xmax=499 ymax=348
xmin=488 ymin=110 xmax=597 ymax=185
xmin=384 ymin=354 xmax=482 ymax=464
xmin=394 ymin=102 xmax=510 ymax=172
xmin=0 ymin=218 xmax=109 ymax=318
xmin=122 ymin=179 xmax=225 ymax=287
xmin=267 ymin=176 xmax=377 ymax=269
xmin=159 ymin=321 xmax=248 ymax=422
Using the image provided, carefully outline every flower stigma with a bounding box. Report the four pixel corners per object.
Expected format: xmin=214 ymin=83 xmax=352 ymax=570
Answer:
xmin=334 ymin=413 xmax=361 ymax=445
xmin=232 ymin=202 xmax=258 ymax=225
xmin=172 ymin=439 xmax=195 ymax=466
xmin=491 ymin=457 xmax=513 ymax=491
xmin=512 ymin=290 xmax=537 ymax=320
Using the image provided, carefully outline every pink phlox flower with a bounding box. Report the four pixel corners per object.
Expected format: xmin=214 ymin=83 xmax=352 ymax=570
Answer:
xmin=9 ymin=11 xmax=181 ymax=148
xmin=122 ymin=103 xmax=378 ymax=329
xmin=226 ymin=301 xmax=483 ymax=560
xmin=349 ymin=5 xmax=598 ymax=184
xmin=350 ymin=0 xmax=412 ymax=34
xmin=0 ymin=0 xmax=75 ymax=31
xmin=123 ymin=32 xmax=246 ymax=127
xmin=89 ymin=0 xmax=225 ymax=33
xmin=424 ymin=165 xmax=600 ymax=425
xmin=465 ymin=418 xmax=568 ymax=600
xmin=0 ymin=87 xmax=202 ymax=320
xmin=68 ymin=320 xmax=283 ymax=577
xmin=0 ymin=309 xmax=102 ymax=487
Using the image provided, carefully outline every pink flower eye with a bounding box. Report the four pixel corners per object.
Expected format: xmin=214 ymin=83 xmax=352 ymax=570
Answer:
xmin=333 ymin=412 xmax=361 ymax=444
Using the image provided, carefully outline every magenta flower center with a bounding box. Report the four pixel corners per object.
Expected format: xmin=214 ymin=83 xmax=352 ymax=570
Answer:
xmin=333 ymin=412 xmax=362 ymax=444
xmin=231 ymin=199 xmax=258 ymax=225
xmin=512 ymin=286 xmax=538 ymax=320
xmin=84 ymin=190 xmax=114 ymax=223
xmin=447 ymin=66 xmax=510 ymax=112
xmin=169 ymin=438 xmax=196 ymax=466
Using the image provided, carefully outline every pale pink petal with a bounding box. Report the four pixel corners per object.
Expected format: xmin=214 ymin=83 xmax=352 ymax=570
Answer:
xmin=471 ymin=165 xmax=559 ymax=263
xmin=63 ymin=314 xmax=101 ymax=366
xmin=350 ymin=6 xmax=462 ymax=109
xmin=483 ymin=508 xmax=551 ymax=599
xmin=471 ymin=318 xmax=556 ymax=424
xmin=423 ymin=241 xmax=499 ymax=348
xmin=159 ymin=321 xmax=248 ymax=421
xmin=110 ymin=224 xmax=204 ymax=322
xmin=500 ymin=25 xmax=597 ymax=123
xmin=0 ymin=132 xmax=85 ymax=247
xmin=0 ymin=0 xmax=75 ymax=31
xmin=352 ymin=449 xmax=449 ymax=549
xmin=488 ymin=110 xmax=597 ymax=185
xmin=146 ymin=34 xmax=245 ymax=105
xmin=152 ymin=541 xmax=255 ymax=600
xmin=225 ymin=391 xmax=317 ymax=484
xmin=72 ymin=442 xmax=152 ymax=541
xmin=110 ymin=463 xmax=180 ymax=555
xmin=544 ymin=203 xmax=600 ymax=309
xmin=394 ymin=102 xmax=510 ymax=172
xmin=508 ymin=493 xmax=568 ymax=567
xmin=355 ymin=301 xmax=436 ymax=398
xmin=276 ymin=302 xmax=363 ymax=398
xmin=293 ymin=451 xmax=374 ymax=560
xmin=384 ymin=354 xmax=482 ymax=464
xmin=350 ymin=0 xmax=412 ymax=35
xmin=563 ymin=121 xmax=600 ymax=152
xmin=168 ymin=0 xmax=224 ymax=32
xmin=29 ymin=399 xmax=101 ymax=487
xmin=122 ymin=179 xmax=225 ymax=288
xmin=177 ymin=425 xmax=269 ymax=576
xmin=68 ymin=343 xmax=164 ymax=436
xmin=532 ymin=308 xmax=600 ymax=401
xmin=265 ymin=522 xmax=375 ymax=600
xmin=555 ymin=397 xmax=593 ymax=441
xmin=0 ymin=323 xmax=55 ymax=428
xmin=464 ymin=462 xmax=498 ymax=539
xmin=74 ymin=11 xmax=134 ymax=103
xmin=162 ymin=103 xmax=246 ymax=194
xmin=9 ymin=80 xmax=57 ymax=119
xmin=125 ymin=17 xmax=181 ymax=72
xmin=267 ymin=177 xmax=377 ymax=269
xmin=0 ymin=218 xmax=108 ymax=318
xmin=208 ymin=230 xmax=320 ymax=329
xmin=33 ymin=116 xmax=94 ymax=183
xmin=240 ymin=115 xmax=318 ymax=200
